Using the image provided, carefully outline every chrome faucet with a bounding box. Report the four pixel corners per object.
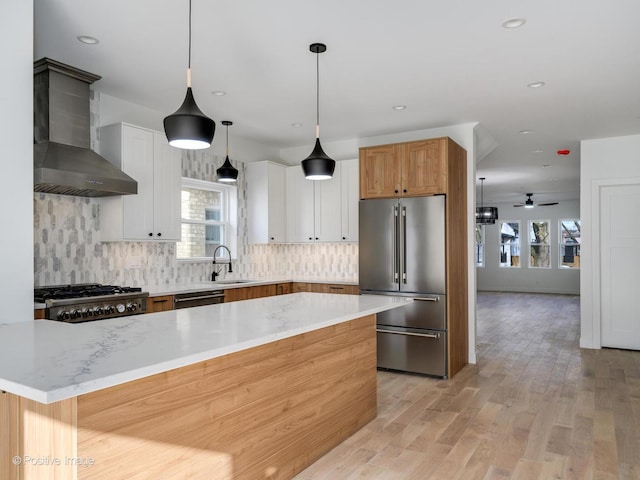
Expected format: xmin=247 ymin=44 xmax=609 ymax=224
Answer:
xmin=211 ymin=245 xmax=233 ymax=281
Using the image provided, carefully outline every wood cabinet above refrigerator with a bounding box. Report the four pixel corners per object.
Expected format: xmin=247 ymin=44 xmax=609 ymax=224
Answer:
xmin=359 ymin=137 xmax=465 ymax=199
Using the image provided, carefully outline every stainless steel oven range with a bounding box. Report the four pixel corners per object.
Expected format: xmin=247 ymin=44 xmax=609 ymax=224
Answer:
xmin=34 ymin=283 xmax=149 ymax=323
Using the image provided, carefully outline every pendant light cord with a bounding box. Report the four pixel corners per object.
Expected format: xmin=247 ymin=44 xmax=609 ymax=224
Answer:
xmin=315 ymin=50 xmax=320 ymax=139
xmin=186 ymin=0 xmax=192 ymax=87
xmin=226 ymin=123 xmax=229 ymax=155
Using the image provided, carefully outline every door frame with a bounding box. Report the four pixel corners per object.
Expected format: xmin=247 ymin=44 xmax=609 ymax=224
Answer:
xmin=589 ymin=176 xmax=640 ymax=348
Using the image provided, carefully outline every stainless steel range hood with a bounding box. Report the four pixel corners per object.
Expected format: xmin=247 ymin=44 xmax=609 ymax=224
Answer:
xmin=33 ymin=58 xmax=137 ymax=197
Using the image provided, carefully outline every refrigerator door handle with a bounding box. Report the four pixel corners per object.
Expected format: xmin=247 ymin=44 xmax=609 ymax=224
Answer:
xmin=376 ymin=328 xmax=440 ymax=339
xmin=393 ymin=206 xmax=399 ymax=284
xmin=401 ymin=206 xmax=407 ymax=284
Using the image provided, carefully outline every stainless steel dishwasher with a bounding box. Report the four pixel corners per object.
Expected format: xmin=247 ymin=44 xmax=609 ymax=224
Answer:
xmin=173 ymin=290 xmax=225 ymax=309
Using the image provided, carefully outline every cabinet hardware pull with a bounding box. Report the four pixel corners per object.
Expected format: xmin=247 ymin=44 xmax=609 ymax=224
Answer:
xmin=152 ymin=299 xmax=169 ymax=303
xmin=148 ymin=233 xmax=153 ymax=237
xmin=376 ymin=328 xmax=439 ymax=339
xmin=157 ymin=232 xmax=162 ymax=237
xmin=329 ymin=286 xmax=344 ymax=290
xmin=413 ymin=297 xmax=439 ymax=302
xmin=174 ymin=294 xmax=224 ymax=303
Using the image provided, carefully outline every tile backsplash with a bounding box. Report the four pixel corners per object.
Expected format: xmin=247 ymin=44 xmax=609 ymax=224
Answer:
xmin=34 ymin=106 xmax=359 ymax=286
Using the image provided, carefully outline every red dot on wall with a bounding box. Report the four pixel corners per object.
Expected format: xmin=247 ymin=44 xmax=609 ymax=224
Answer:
xmin=557 ymin=149 xmax=570 ymax=155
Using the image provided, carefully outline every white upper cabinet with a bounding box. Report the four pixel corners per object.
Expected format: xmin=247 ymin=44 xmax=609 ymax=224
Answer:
xmin=246 ymin=161 xmax=286 ymax=243
xmin=339 ymin=159 xmax=359 ymax=242
xmin=286 ymin=160 xmax=358 ymax=243
xmin=99 ymin=123 xmax=182 ymax=242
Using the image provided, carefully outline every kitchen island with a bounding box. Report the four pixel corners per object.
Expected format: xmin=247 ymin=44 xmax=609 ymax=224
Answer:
xmin=1 ymin=293 xmax=410 ymax=480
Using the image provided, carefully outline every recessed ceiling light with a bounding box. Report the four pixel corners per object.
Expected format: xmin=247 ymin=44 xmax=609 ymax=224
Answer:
xmin=502 ymin=18 xmax=526 ymax=29
xmin=527 ymin=81 xmax=546 ymax=88
xmin=392 ymin=105 xmax=407 ymax=111
xmin=211 ymin=91 xmax=226 ymax=96
xmin=519 ymin=130 xmax=533 ymax=135
xmin=542 ymin=164 xmax=551 ymax=168
xmin=77 ymin=35 xmax=99 ymax=45
xmin=291 ymin=123 xmax=303 ymax=128
xmin=534 ymin=149 xmax=543 ymax=153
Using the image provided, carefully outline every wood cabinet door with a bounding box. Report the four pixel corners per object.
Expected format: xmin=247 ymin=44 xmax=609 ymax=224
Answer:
xmin=146 ymin=295 xmax=174 ymax=312
xmin=401 ymin=139 xmax=446 ymax=196
xmin=225 ymin=285 xmax=276 ymax=302
xmin=275 ymin=283 xmax=292 ymax=295
xmin=359 ymin=145 xmax=401 ymax=199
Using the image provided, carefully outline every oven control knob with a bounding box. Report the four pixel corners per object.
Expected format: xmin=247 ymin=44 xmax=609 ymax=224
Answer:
xmin=94 ymin=306 xmax=104 ymax=315
xmin=116 ymin=304 xmax=126 ymax=313
xmin=57 ymin=311 xmax=67 ymax=320
xmin=81 ymin=308 xmax=92 ymax=317
xmin=105 ymin=305 xmax=115 ymax=314
xmin=69 ymin=309 xmax=80 ymax=319
xmin=126 ymin=303 xmax=137 ymax=312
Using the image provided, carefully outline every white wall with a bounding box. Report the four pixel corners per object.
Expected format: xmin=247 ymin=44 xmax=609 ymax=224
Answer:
xmin=282 ymin=123 xmax=479 ymax=364
xmin=0 ymin=1 xmax=33 ymax=323
xmin=98 ymin=92 xmax=280 ymax=163
xmin=580 ymin=134 xmax=640 ymax=348
xmin=476 ymin=200 xmax=580 ymax=295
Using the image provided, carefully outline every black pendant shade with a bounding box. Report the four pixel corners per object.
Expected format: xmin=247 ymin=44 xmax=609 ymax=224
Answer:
xmin=302 ymin=138 xmax=335 ymax=180
xmin=216 ymin=120 xmax=238 ymax=182
xmin=301 ymin=42 xmax=335 ymax=180
xmin=164 ymin=87 xmax=215 ymax=150
xmin=475 ymin=206 xmax=499 ymax=224
xmin=163 ymin=0 xmax=215 ymax=150
xmin=475 ymin=177 xmax=498 ymax=224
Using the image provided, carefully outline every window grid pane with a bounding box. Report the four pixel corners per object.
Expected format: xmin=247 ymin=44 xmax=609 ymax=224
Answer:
xmin=177 ymin=184 xmax=228 ymax=259
xmin=499 ymin=221 xmax=520 ymax=268
xmin=529 ymin=220 xmax=551 ymax=268
xmin=560 ymin=219 xmax=581 ymax=268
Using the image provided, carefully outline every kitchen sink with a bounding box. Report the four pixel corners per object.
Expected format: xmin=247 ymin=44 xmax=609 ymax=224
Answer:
xmin=213 ymin=280 xmax=257 ymax=285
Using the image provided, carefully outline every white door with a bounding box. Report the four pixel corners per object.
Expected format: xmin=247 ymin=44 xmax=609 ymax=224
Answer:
xmin=600 ymin=183 xmax=640 ymax=349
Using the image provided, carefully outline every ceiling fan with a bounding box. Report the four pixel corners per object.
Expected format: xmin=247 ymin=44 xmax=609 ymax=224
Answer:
xmin=513 ymin=193 xmax=559 ymax=208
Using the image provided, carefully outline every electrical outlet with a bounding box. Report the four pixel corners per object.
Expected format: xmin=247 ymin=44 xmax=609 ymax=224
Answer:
xmin=126 ymin=256 xmax=142 ymax=269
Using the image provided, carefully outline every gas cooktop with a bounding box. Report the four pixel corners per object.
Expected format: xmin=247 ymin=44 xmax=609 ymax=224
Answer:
xmin=34 ymin=283 xmax=148 ymax=323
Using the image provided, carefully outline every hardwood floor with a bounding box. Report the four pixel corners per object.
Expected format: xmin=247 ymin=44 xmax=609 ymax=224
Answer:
xmin=294 ymin=292 xmax=640 ymax=479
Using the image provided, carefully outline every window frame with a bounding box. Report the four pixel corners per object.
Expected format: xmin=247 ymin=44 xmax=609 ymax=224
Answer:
xmin=177 ymin=177 xmax=237 ymax=262
xmin=559 ymin=218 xmax=581 ymax=269
xmin=499 ymin=220 xmax=521 ymax=268
xmin=528 ymin=219 xmax=552 ymax=269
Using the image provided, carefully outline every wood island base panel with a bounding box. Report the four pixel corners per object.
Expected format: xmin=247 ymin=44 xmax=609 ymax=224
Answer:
xmin=1 ymin=314 xmax=377 ymax=480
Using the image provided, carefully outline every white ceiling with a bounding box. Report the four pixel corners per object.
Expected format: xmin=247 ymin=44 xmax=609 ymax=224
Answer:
xmin=34 ymin=0 xmax=640 ymax=204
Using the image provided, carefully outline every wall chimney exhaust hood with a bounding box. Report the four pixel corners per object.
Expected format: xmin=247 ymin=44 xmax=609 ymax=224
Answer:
xmin=33 ymin=58 xmax=137 ymax=197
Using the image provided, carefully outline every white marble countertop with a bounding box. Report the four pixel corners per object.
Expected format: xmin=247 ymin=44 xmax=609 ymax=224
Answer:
xmin=3 ymin=293 xmax=409 ymax=404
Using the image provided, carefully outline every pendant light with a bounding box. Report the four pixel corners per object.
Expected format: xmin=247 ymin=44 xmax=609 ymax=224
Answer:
xmin=301 ymin=43 xmax=336 ymax=180
xmin=475 ymin=177 xmax=499 ymax=224
xmin=216 ymin=120 xmax=238 ymax=182
xmin=163 ymin=0 xmax=215 ymax=150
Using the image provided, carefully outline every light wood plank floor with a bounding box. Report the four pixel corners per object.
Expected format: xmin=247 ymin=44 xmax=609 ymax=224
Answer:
xmin=294 ymin=292 xmax=640 ymax=480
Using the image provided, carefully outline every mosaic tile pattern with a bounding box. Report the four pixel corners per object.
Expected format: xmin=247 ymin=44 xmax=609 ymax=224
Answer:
xmin=33 ymin=92 xmax=358 ymax=287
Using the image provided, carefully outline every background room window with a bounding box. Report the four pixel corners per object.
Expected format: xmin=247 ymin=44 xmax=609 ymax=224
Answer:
xmin=177 ymin=178 xmax=237 ymax=260
xmin=499 ymin=221 xmax=520 ymax=268
xmin=529 ymin=220 xmax=551 ymax=268
xmin=560 ymin=219 xmax=581 ymax=268
xmin=475 ymin=224 xmax=485 ymax=267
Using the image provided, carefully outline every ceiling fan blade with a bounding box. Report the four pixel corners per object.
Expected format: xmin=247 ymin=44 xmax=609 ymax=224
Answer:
xmin=537 ymin=202 xmax=559 ymax=206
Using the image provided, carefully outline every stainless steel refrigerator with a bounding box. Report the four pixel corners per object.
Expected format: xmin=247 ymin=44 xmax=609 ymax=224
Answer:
xmin=359 ymin=195 xmax=447 ymax=377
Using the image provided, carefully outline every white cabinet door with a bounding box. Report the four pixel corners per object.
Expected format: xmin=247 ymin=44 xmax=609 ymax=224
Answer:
xmin=247 ymin=161 xmax=286 ymax=243
xmin=121 ymin=125 xmax=154 ymax=240
xmin=340 ymin=159 xmax=359 ymax=242
xmin=286 ymin=167 xmax=315 ymax=243
xmin=152 ymin=132 xmax=182 ymax=241
xmin=267 ymin=163 xmax=286 ymax=242
xmin=315 ymin=168 xmax=341 ymax=242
